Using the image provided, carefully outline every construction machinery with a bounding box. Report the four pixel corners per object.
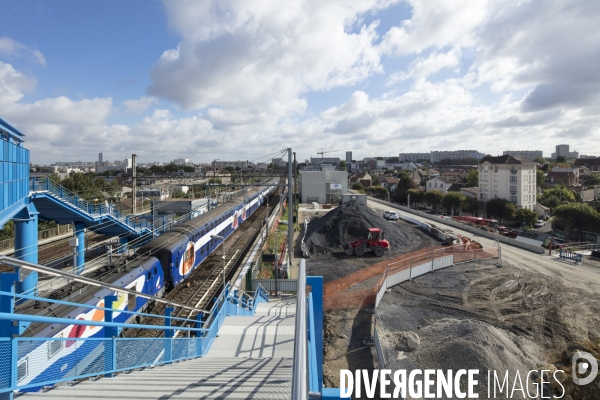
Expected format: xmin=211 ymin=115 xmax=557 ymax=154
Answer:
xmin=344 ymin=228 xmax=390 ymax=257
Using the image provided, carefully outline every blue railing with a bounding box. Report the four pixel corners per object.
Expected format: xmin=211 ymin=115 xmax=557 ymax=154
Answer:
xmin=29 ymin=176 xmax=154 ymax=234
xmin=0 ymin=282 xmax=268 ymax=395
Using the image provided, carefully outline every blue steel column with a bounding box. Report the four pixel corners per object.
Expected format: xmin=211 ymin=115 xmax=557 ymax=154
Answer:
xmin=104 ymin=296 xmax=117 ymax=377
xmin=13 ymin=204 xmax=39 ymax=294
xmin=306 ymin=276 xmax=324 ymax=390
xmin=74 ymin=222 xmax=85 ymax=274
xmin=0 ymin=273 xmax=19 ymax=400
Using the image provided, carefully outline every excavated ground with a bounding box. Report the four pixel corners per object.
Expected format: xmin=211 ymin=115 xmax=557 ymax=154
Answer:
xmin=376 ymin=259 xmax=600 ymax=400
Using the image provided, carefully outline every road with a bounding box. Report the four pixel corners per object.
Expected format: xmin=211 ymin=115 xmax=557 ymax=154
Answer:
xmin=368 ymin=199 xmax=600 ymax=278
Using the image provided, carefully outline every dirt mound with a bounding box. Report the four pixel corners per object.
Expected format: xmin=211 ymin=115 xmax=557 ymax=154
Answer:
xmin=304 ymin=201 xmax=414 ymax=256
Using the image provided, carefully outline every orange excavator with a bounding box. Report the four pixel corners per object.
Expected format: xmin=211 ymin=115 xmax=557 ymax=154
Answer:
xmin=344 ymin=228 xmax=390 ymax=257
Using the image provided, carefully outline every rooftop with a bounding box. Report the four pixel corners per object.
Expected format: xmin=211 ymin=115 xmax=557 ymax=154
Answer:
xmin=479 ymin=155 xmax=535 ymax=165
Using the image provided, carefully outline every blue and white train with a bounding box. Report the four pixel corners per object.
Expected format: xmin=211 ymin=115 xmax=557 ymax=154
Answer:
xmin=15 ymin=182 xmax=276 ymax=390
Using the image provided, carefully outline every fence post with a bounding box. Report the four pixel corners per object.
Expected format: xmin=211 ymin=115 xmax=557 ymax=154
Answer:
xmin=196 ymin=314 xmax=203 ymax=357
xmin=409 ymin=257 xmax=412 ymax=281
xmin=104 ymin=296 xmax=117 ymax=377
xmin=164 ymin=307 xmax=174 ymax=364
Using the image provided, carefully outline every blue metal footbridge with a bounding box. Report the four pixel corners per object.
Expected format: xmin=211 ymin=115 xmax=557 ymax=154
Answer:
xmin=1 ymin=117 xmax=342 ymax=399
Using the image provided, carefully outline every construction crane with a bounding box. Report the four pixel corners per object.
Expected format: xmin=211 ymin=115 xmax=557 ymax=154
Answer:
xmin=317 ymin=149 xmax=342 ymax=159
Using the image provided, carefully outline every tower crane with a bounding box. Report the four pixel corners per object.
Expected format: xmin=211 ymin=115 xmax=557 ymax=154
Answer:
xmin=317 ymin=149 xmax=342 ymax=159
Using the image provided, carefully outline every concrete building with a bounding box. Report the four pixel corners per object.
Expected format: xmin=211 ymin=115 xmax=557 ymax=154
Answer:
xmin=502 ymin=150 xmax=542 ymax=161
xmin=214 ymin=160 xmax=250 ymax=169
xmin=98 ymin=153 xmax=103 ymax=162
xmin=398 ymin=152 xmax=430 ymax=162
xmin=478 ymin=155 xmax=537 ymax=211
xmin=300 ymin=170 xmax=348 ymax=204
xmin=346 ymin=151 xmax=352 ymax=163
xmin=136 ymin=188 xmax=170 ymax=201
xmin=173 ymin=158 xmax=191 ymax=166
xmin=431 ymin=150 xmax=485 ymax=163
xmin=301 ymin=164 xmax=337 ymax=172
xmin=551 ymin=144 xmax=579 ymax=159
xmin=310 ymin=157 xmax=340 ymax=166
xmin=272 ymin=158 xmax=288 ymax=168
xmin=425 ymin=177 xmax=462 ymax=194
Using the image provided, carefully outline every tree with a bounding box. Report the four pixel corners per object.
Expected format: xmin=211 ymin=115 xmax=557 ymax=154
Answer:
xmin=556 ymin=156 xmax=566 ymax=163
xmin=464 ymin=169 xmax=478 ymax=187
xmin=485 ymin=198 xmax=516 ymax=224
xmin=393 ymin=172 xmax=418 ymax=203
xmin=424 ymin=190 xmax=443 ymax=211
xmin=540 ymin=185 xmax=576 ymax=208
xmin=584 ymin=173 xmax=600 ymax=186
xmin=352 ymin=182 xmax=365 ymax=193
xmin=533 ymin=156 xmax=547 ymax=164
xmin=443 ymin=192 xmax=467 ymax=215
xmin=224 ymin=166 xmax=235 ymax=173
xmin=407 ymin=189 xmax=423 ymax=206
xmin=536 ymin=170 xmax=546 ymax=187
xmin=372 ymin=186 xmax=389 ymax=200
xmin=515 ymin=208 xmax=538 ymax=228
xmin=553 ymin=203 xmax=600 ymax=240
xmin=339 ymin=160 xmax=347 ymax=170
xmin=208 ymin=178 xmax=222 ymax=184
xmin=60 ymin=172 xmax=104 ymax=201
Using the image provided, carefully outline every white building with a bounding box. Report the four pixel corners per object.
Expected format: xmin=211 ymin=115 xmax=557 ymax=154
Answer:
xmin=425 ymin=177 xmax=458 ymax=195
xmin=398 ymin=152 xmax=430 ymax=162
xmin=173 ymin=158 xmax=193 ymax=166
xmin=214 ymin=160 xmax=250 ymax=169
xmin=310 ymin=157 xmax=340 ymax=166
xmin=502 ymin=150 xmax=543 ymax=161
xmin=551 ymin=144 xmax=579 ymax=159
xmin=431 ymin=150 xmax=485 ymax=163
xmin=300 ymin=170 xmax=348 ymax=203
xmin=478 ymin=155 xmax=537 ymax=211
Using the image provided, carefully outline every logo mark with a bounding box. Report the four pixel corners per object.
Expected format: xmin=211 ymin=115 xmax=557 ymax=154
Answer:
xmin=572 ymin=351 xmax=598 ymax=386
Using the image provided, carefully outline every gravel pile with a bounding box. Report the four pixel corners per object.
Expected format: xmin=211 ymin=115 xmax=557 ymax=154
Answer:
xmin=304 ymin=201 xmax=415 ymax=256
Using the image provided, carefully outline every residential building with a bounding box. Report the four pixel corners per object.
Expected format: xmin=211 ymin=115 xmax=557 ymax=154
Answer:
xmin=349 ymin=172 xmax=372 ymax=188
xmin=574 ymin=158 xmax=600 ymax=172
xmin=301 ymin=164 xmax=337 ymax=172
xmin=551 ymin=144 xmax=579 ymax=159
xmin=546 ymin=168 xmax=579 ymax=186
xmin=478 ymin=155 xmax=537 ymax=211
xmin=173 ymin=158 xmax=191 ymax=165
xmin=437 ymin=169 xmax=468 ymax=183
xmin=123 ymin=158 xmax=133 ymax=169
xmin=310 ymin=157 xmax=340 ymax=166
xmin=98 ymin=153 xmax=103 ymax=162
xmin=346 ymin=151 xmax=352 ymax=164
xmin=300 ymin=170 xmax=348 ymax=203
xmin=378 ymin=176 xmax=399 ymax=193
xmin=426 ymin=177 xmax=462 ymax=194
xmin=214 ymin=160 xmax=250 ymax=169
xmin=503 ymin=150 xmax=543 ymax=160
xmin=460 ymin=186 xmax=479 ymax=199
xmin=399 ymin=152 xmax=430 ymax=162
xmin=272 ymin=158 xmax=288 ymax=168
xmin=430 ymin=150 xmax=485 ymax=163
xmin=136 ymin=188 xmax=169 ymax=201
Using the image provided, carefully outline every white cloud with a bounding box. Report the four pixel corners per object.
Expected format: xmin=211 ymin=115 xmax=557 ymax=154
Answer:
xmin=0 ymin=61 xmax=36 ymax=107
xmin=0 ymin=36 xmax=46 ymax=65
xmin=122 ymin=96 xmax=157 ymax=114
xmin=147 ymin=0 xmax=393 ymax=115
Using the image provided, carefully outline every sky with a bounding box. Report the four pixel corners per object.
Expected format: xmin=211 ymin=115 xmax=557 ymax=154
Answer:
xmin=1 ymin=0 xmax=599 ymax=165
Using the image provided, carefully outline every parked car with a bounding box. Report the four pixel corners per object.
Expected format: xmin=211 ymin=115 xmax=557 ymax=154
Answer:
xmin=534 ymin=220 xmax=545 ymax=228
xmin=383 ymin=210 xmax=400 ymax=220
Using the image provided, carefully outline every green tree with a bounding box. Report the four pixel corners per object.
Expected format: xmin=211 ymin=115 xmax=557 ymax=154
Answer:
xmin=442 ymin=192 xmax=467 ymax=215
xmin=536 ymin=170 xmax=546 ymax=187
xmin=224 ymin=166 xmax=235 ymax=173
xmin=540 ymin=185 xmax=576 ymax=208
xmin=464 ymin=169 xmax=478 ymax=187
xmin=372 ymin=186 xmax=389 ymax=200
xmin=584 ymin=173 xmax=600 ymax=186
xmin=393 ymin=172 xmax=418 ymax=203
xmin=352 ymin=182 xmax=365 ymax=192
xmin=60 ymin=172 xmax=104 ymax=201
xmin=556 ymin=156 xmax=566 ymax=163
xmin=339 ymin=160 xmax=347 ymax=170
xmin=515 ymin=208 xmax=538 ymax=228
xmin=407 ymin=189 xmax=423 ymax=206
xmin=424 ymin=190 xmax=444 ymax=211
xmin=533 ymin=156 xmax=547 ymax=164
xmin=553 ymin=203 xmax=600 ymax=239
xmin=208 ymin=178 xmax=222 ymax=184
xmin=485 ymin=198 xmax=516 ymax=224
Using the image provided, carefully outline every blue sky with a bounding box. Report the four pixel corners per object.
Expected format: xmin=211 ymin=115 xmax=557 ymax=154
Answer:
xmin=1 ymin=0 xmax=599 ymax=164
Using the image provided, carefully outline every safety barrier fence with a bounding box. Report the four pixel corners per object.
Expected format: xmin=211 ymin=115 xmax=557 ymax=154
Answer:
xmin=371 ymin=245 xmax=499 ymax=371
xmin=0 ymin=280 xmax=268 ymax=395
xmin=0 ymin=225 xmax=72 ymax=252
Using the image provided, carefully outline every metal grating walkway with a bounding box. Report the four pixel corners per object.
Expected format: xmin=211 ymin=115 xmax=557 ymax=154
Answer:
xmin=18 ymin=298 xmax=296 ymax=399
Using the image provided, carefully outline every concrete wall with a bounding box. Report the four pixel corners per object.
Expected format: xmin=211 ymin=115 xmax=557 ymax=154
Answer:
xmin=300 ymin=170 xmax=348 ymax=203
xmin=370 ymin=197 xmax=546 ymax=254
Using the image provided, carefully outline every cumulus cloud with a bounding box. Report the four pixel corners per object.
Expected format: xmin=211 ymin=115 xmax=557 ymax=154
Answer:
xmin=147 ymin=0 xmax=393 ymax=114
xmin=122 ymin=96 xmax=157 ymax=114
xmin=0 ymin=37 xmax=46 ymax=65
xmin=0 ymin=61 xmax=36 ymax=107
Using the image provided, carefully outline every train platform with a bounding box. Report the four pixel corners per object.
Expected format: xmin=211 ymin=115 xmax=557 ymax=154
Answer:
xmin=16 ymin=297 xmax=296 ymax=399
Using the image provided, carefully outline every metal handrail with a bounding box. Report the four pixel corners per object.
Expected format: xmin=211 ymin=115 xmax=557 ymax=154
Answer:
xmin=292 ymin=259 xmax=308 ymax=400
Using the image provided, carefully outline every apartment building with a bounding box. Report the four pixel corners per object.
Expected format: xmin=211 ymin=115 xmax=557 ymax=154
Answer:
xmin=398 ymin=152 xmax=430 ymax=162
xmin=502 ymin=150 xmax=542 ymax=160
xmin=431 ymin=150 xmax=485 ymax=163
xmin=478 ymin=155 xmax=537 ymax=211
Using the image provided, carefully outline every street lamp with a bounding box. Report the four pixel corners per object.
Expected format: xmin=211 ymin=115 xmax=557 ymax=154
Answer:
xmin=211 ymin=235 xmax=226 ymax=295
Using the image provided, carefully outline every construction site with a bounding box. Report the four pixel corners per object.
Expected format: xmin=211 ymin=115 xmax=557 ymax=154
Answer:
xmin=299 ymin=199 xmax=600 ymax=400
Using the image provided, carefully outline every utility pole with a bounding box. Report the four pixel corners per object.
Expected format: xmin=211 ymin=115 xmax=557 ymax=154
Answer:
xmin=293 ymin=151 xmax=297 ymax=224
xmin=132 ymin=154 xmax=137 ymax=214
xmin=288 ymin=148 xmax=293 ymax=269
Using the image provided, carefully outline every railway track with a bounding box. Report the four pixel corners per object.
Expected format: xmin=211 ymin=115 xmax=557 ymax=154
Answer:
xmin=125 ymin=190 xmax=281 ymax=338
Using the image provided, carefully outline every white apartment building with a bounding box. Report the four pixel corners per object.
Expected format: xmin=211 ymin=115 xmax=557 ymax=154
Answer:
xmin=431 ymin=150 xmax=485 ymax=163
xmin=478 ymin=155 xmax=537 ymax=211
xmin=551 ymin=144 xmax=579 ymax=159
xmin=502 ymin=150 xmax=543 ymax=161
xmin=425 ymin=177 xmax=454 ymax=194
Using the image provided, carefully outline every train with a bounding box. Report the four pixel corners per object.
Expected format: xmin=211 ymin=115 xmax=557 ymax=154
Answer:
xmin=14 ymin=182 xmax=276 ymax=390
